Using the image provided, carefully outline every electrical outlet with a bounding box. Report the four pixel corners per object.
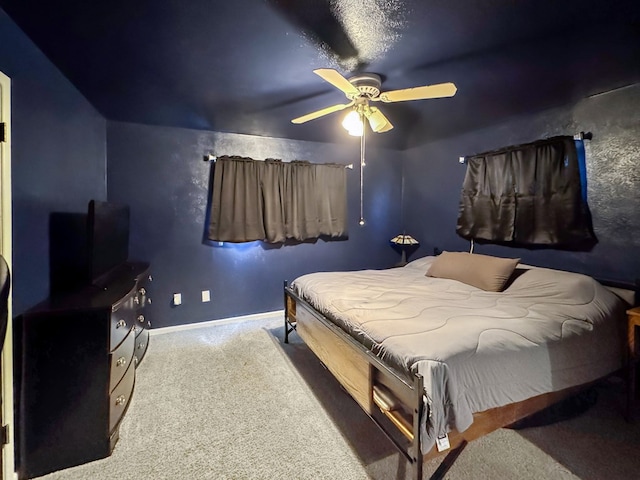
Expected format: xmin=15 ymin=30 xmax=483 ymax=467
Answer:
xmin=201 ymin=290 xmax=211 ymax=302
xmin=173 ymin=293 xmax=182 ymax=305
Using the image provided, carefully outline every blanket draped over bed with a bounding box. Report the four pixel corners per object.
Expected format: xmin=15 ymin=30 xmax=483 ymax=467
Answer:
xmin=291 ymin=256 xmax=626 ymax=453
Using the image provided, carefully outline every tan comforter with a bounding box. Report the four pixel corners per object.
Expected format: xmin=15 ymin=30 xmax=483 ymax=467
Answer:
xmin=292 ymin=256 xmax=627 ymax=452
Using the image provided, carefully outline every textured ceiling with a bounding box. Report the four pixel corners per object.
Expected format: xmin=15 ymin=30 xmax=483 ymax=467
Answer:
xmin=1 ymin=0 xmax=639 ymax=149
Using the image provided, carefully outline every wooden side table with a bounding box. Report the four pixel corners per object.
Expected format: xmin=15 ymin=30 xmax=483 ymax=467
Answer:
xmin=627 ymin=307 xmax=640 ymax=421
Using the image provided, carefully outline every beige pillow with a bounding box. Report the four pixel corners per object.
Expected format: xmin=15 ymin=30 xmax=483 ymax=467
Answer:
xmin=426 ymin=251 xmax=520 ymax=292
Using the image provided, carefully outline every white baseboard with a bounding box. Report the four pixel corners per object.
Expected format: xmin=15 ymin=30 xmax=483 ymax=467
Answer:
xmin=150 ymin=309 xmax=284 ymax=336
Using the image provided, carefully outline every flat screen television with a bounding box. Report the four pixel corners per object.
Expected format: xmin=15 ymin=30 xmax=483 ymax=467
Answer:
xmin=87 ymin=200 xmax=130 ymax=282
xmin=49 ymin=212 xmax=89 ymax=293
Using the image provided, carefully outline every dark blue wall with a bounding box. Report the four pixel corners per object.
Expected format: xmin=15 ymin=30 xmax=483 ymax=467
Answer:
xmin=403 ymin=84 xmax=640 ymax=282
xmin=0 ymin=8 xmax=107 ymax=314
xmin=107 ymin=122 xmax=401 ymax=327
xmin=7 ymin=0 xmax=635 ymax=324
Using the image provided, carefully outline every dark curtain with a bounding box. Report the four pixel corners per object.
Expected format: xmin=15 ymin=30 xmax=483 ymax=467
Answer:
xmin=208 ymin=156 xmax=347 ymax=243
xmin=457 ymin=136 xmax=595 ymax=246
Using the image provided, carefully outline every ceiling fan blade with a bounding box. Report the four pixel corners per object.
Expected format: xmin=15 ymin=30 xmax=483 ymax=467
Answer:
xmin=313 ymin=68 xmax=360 ymax=96
xmin=366 ymin=107 xmax=394 ymax=133
xmin=379 ymin=82 xmax=457 ymax=103
xmin=291 ymin=102 xmax=353 ymax=124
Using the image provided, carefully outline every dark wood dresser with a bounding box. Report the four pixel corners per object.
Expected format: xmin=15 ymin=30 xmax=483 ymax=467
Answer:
xmin=16 ymin=261 xmax=151 ymax=479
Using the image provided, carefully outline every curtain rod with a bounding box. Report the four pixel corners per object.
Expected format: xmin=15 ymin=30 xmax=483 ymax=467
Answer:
xmin=458 ymin=131 xmax=593 ymax=164
xmin=204 ymin=154 xmax=353 ymax=169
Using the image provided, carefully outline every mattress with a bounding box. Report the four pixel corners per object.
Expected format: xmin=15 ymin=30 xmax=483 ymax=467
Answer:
xmin=291 ymin=256 xmax=627 ymax=452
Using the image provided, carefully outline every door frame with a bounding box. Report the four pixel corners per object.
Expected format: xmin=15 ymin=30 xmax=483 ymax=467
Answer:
xmin=0 ymin=70 xmax=16 ymax=480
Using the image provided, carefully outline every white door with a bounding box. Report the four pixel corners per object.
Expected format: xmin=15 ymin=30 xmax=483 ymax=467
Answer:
xmin=0 ymin=70 xmax=15 ymax=480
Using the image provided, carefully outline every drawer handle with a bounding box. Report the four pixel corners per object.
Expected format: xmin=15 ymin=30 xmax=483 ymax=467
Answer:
xmin=137 ymin=314 xmax=145 ymax=323
xmin=137 ymin=342 xmax=146 ymax=350
xmin=116 ymin=356 xmax=127 ymax=367
xmin=148 ymin=275 xmax=153 ymax=282
xmin=116 ymin=319 xmax=127 ymax=329
xmin=139 ymin=287 xmax=146 ymax=296
xmin=115 ymin=395 xmax=126 ymax=406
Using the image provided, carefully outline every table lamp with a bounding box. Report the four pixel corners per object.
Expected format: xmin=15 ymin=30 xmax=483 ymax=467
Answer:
xmin=390 ymin=234 xmax=419 ymax=266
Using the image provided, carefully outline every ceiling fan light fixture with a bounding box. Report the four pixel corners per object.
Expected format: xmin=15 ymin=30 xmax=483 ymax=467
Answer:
xmin=342 ymin=109 xmax=363 ymax=136
xmin=367 ymin=107 xmax=388 ymax=132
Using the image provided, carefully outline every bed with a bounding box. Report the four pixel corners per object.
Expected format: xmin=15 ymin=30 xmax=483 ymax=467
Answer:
xmin=283 ymin=254 xmax=636 ymax=480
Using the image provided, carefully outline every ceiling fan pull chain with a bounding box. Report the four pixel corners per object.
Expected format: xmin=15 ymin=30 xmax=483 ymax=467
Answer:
xmin=359 ymin=110 xmax=366 ymax=226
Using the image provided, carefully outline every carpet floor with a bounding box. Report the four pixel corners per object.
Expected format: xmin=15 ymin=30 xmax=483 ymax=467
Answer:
xmin=36 ymin=315 xmax=640 ymax=479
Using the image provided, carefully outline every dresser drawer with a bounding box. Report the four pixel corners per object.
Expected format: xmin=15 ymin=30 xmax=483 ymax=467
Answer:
xmin=109 ymin=329 xmax=135 ymax=391
xmin=133 ymin=328 xmax=150 ymax=366
xmin=109 ymin=361 xmax=135 ymax=433
xmin=110 ymin=292 xmax=136 ymax=350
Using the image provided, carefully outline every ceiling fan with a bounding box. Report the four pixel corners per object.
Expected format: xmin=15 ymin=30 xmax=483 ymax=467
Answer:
xmin=291 ymin=68 xmax=457 ymax=134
